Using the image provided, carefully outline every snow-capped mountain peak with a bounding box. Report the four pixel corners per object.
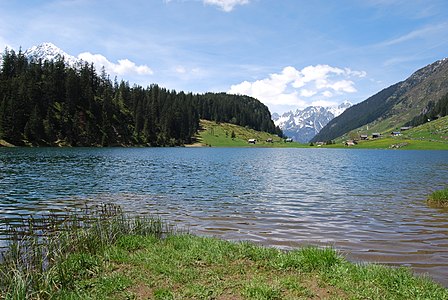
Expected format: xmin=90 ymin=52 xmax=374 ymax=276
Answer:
xmin=328 ymin=100 xmax=352 ymax=117
xmin=273 ymin=101 xmax=352 ymax=143
xmin=24 ymin=42 xmax=79 ymax=66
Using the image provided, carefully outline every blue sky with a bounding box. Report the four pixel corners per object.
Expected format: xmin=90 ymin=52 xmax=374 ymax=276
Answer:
xmin=1 ymin=0 xmax=447 ymax=113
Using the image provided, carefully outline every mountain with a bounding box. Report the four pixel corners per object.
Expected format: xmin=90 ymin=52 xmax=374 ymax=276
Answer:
xmin=272 ymin=101 xmax=352 ymax=143
xmin=24 ymin=42 xmax=79 ymax=66
xmin=311 ymin=58 xmax=448 ymax=142
xmin=0 ymin=43 xmax=79 ymax=69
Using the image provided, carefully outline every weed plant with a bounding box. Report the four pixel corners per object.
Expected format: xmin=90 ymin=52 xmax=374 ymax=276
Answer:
xmin=0 ymin=204 xmax=171 ymax=299
xmin=427 ymin=187 xmax=448 ymax=208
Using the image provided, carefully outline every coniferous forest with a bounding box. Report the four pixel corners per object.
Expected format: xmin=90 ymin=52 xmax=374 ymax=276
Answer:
xmin=0 ymin=49 xmax=282 ymax=146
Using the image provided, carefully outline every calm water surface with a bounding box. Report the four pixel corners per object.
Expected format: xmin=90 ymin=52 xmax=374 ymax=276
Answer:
xmin=1 ymin=147 xmax=447 ymax=285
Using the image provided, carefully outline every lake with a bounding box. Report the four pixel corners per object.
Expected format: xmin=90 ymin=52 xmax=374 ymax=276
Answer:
xmin=1 ymin=147 xmax=447 ymax=286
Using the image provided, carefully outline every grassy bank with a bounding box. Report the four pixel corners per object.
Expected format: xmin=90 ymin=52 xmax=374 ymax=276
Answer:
xmin=427 ymin=187 xmax=448 ymax=208
xmin=0 ymin=206 xmax=447 ymax=299
xmin=323 ymin=137 xmax=448 ymax=150
xmin=0 ymin=204 xmax=171 ymax=299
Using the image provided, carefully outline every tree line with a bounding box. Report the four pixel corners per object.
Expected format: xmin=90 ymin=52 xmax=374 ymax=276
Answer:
xmin=0 ymin=49 xmax=282 ymax=146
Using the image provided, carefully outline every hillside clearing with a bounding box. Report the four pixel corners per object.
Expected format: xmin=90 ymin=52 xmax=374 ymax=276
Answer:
xmin=194 ymin=120 xmax=307 ymax=148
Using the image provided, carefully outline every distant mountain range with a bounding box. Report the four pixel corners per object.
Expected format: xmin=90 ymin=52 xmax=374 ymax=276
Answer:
xmin=312 ymin=58 xmax=448 ymax=142
xmin=272 ymin=101 xmax=352 ymax=143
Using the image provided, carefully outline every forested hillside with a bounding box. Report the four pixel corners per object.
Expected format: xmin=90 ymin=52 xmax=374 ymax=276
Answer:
xmin=0 ymin=49 xmax=280 ymax=146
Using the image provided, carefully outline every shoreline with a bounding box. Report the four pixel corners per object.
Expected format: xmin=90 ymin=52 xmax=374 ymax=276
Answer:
xmin=0 ymin=206 xmax=446 ymax=298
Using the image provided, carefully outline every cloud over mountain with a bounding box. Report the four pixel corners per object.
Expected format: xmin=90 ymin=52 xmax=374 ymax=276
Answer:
xmin=228 ymin=65 xmax=366 ymax=112
xmin=78 ymin=52 xmax=153 ymax=76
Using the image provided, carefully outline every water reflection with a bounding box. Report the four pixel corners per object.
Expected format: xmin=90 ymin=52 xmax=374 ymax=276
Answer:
xmin=0 ymin=147 xmax=447 ymax=286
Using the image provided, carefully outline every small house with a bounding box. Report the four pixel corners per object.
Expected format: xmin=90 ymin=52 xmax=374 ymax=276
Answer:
xmin=391 ymin=131 xmax=401 ymax=136
xmin=400 ymin=126 xmax=412 ymax=131
xmin=345 ymin=140 xmax=356 ymax=146
xmin=360 ymin=134 xmax=368 ymax=140
xmin=248 ymin=139 xmax=256 ymax=144
xmin=285 ymin=138 xmax=293 ymax=143
xmin=266 ymin=138 xmax=273 ymax=143
xmin=372 ymin=133 xmax=381 ymax=139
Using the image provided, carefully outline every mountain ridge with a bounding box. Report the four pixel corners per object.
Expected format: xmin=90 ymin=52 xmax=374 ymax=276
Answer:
xmin=272 ymin=101 xmax=352 ymax=143
xmin=311 ymin=57 xmax=448 ymax=142
xmin=24 ymin=42 xmax=79 ymax=66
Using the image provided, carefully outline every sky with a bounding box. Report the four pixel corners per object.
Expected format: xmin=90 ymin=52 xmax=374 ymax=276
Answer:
xmin=0 ymin=0 xmax=447 ymax=114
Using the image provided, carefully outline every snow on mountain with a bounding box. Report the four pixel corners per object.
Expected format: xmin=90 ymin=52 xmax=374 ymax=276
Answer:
xmin=327 ymin=100 xmax=352 ymax=117
xmin=24 ymin=42 xmax=79 ymax=66
xmin=273 ymin=101 xmax=352 ymax=143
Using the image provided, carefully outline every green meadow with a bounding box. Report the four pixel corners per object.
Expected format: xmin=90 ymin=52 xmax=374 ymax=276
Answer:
xmin=194 ymin=119 xmax=306 ymax=148
xmin=193 ymin=116 xmax=448 ymax=150
xmin=322 ymin=115 xmax=448 ymax=150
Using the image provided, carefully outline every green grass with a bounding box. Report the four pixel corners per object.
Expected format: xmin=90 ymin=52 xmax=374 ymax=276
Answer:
xmin=195 ymin=116 xmax=448 ymax=150
xmin=194 ymin=119 xmax=307 ymax=148
xmin=1 ymin=205 xmax=447 ymax=299
xmin=427 ymin=187 xmax=448 ymax=208
xmin=57 ymin=235 xmax=448 ymax=299
xmin=325 ymin=116 xmax=448 ymax=150
xmin=326 ymin=137 xmax=448 ymax=150
xmin=405 ymin=115 xmax=448 ymax=142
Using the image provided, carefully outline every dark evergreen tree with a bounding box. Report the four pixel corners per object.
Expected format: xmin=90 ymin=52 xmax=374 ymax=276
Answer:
xmin=0 ymin=47 xmax=282 ymax=146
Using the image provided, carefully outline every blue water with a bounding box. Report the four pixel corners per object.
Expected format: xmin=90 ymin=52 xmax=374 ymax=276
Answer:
xmin=1 ymin=147 xmax=448 ymax=285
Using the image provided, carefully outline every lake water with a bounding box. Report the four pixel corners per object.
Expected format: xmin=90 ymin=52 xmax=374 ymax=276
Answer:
xmin=1 ymin=147 xmax=448 ymax=286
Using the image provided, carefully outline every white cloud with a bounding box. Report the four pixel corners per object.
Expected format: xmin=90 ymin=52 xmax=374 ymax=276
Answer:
xmin=311 ymin=100 xmax=338 ymax=107
xmin=228 ymin=64 xmax=365 ymax=111
xmin=173 ymin=65 xmax=204 ymax=81
xmin=322 ymin=91 xmax=333 ymax=98
xmin=229 ymin=66 xmax=303 ymax=106
xmin=78 ymin=52 xmax=153 ymax=76
xmin=378 ymin=22 xmax=448 ymax=47
xmin=345 ymin=68 xmax=367 ymax=78
xmin=300 ymin=89 xmax=317 ymax=97
xmin=175 ymin=66 xmax=187 ymax=74
xmin=203 ymin=0 xmax=249 ymax=12
xmin=327 ymin=80 xmax=356 ymax=93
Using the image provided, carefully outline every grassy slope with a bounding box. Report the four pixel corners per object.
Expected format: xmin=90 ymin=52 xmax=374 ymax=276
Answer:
xmin=328 ymin=115 xmax=448 ymax=150
xmin=194 ymin=119 xmax=307 ymax=148
xmin=195 ymin=117 xmax=448 ymax=150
